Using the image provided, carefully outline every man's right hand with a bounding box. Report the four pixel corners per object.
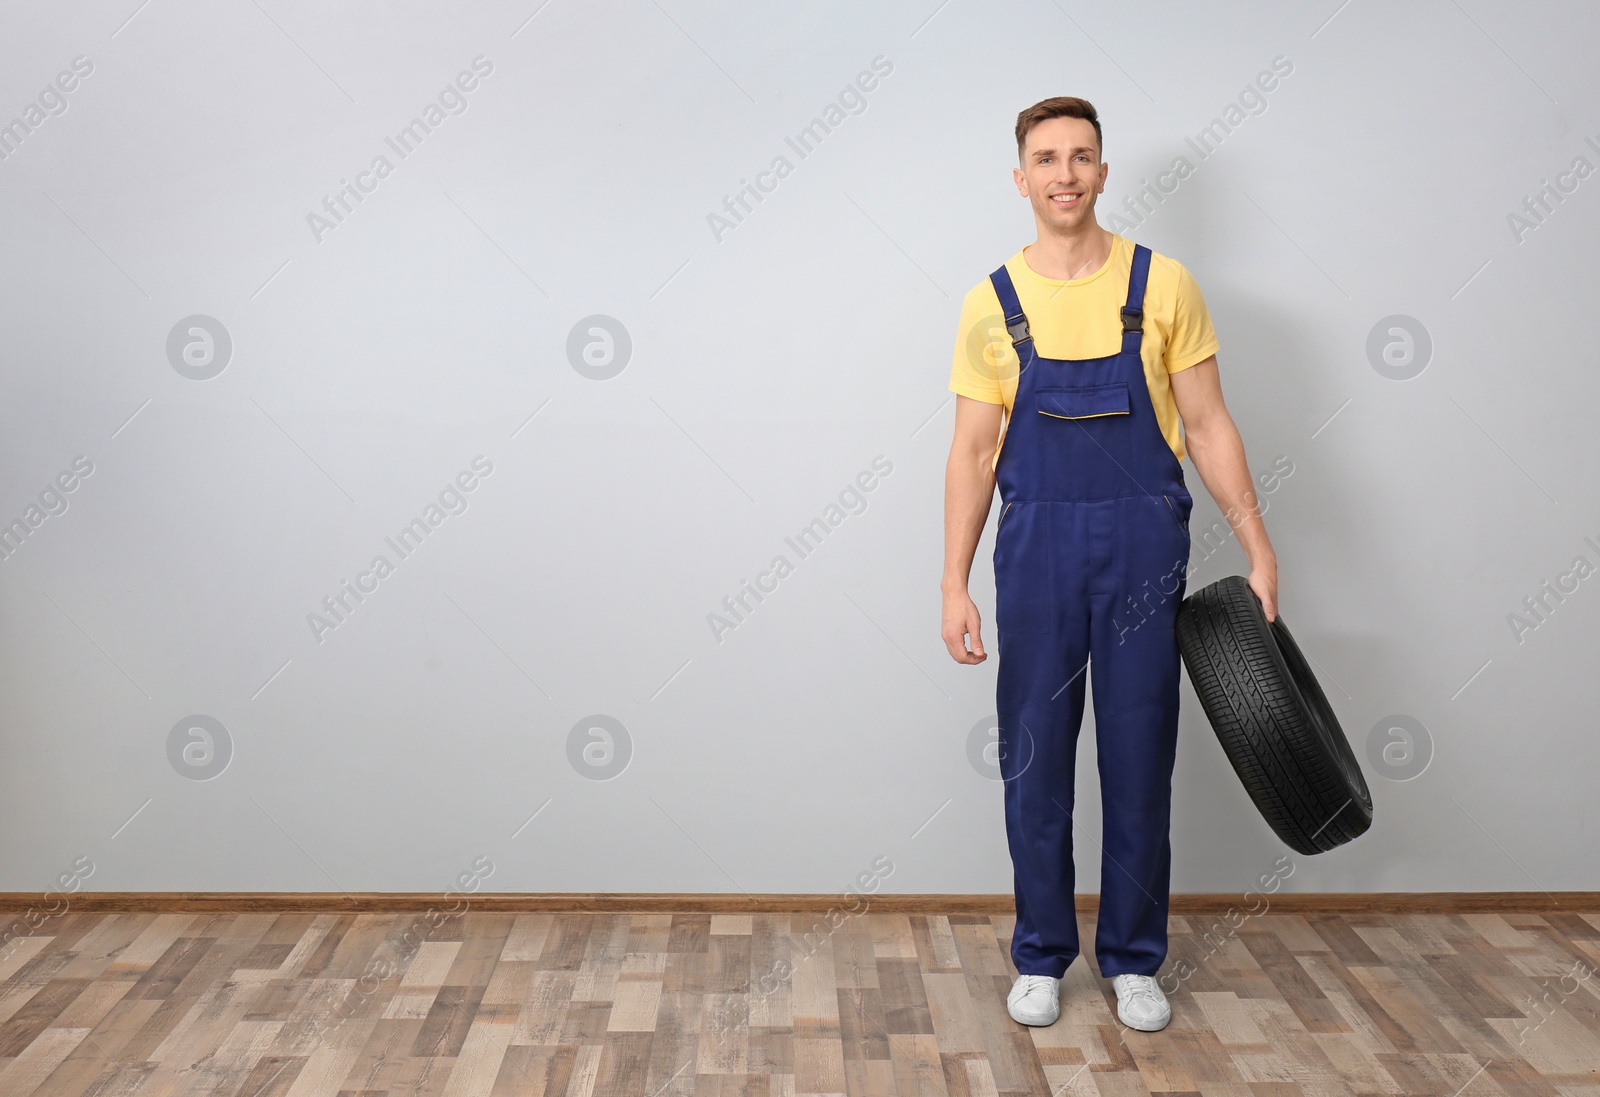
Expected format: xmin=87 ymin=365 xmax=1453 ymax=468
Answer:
xmin=942 ymin=393 xmax=1003 ymax=665
xmin=941 ymin=588 xmax=988 ymax=664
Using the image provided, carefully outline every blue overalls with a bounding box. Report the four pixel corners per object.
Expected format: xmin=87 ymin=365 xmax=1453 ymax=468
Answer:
xmin=990 ymin=242 xmax=1193 ymax=979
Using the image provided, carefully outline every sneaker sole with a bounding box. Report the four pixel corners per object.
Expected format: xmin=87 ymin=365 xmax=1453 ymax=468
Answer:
xmin=1116 ymin=1005 xmax=1170 ymax=1031
xmin=1009 ymin=1004 xmax=1060 ymax=1026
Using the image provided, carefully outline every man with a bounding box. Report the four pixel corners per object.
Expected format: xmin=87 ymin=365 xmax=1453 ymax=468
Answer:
xmin=940 ymin=97 xmax=1279 ymax=1033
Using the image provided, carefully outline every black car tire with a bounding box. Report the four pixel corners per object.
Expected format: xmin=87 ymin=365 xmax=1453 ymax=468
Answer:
xmin=1176 ymin=575 xmax=1373 ymax=854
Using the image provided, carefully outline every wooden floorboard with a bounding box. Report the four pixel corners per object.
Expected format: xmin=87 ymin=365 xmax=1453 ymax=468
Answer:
xmin=0 ymin=908 xmax=1593 ymax=1095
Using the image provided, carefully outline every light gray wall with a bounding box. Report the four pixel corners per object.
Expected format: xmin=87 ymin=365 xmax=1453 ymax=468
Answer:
xmin=2 ymin=0 xmax=1595 ymax=898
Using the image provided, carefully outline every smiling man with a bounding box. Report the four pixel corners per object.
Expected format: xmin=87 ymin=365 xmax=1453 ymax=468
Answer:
xmin=939 ymin=97 xmax=1279 ymax=1033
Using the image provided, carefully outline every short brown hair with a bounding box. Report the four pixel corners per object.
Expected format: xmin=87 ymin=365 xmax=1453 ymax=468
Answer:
xmin=1015 ymin=97 xmax=1102 ymax=163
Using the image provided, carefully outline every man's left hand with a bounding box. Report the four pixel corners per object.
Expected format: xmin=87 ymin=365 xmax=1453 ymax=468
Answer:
xmin=1249 ymin=564 xmax=1278 ymax=622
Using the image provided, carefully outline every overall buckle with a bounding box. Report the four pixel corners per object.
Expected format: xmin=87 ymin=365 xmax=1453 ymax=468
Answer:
xmin=1121 ymin=306 xmax=1143 ymax=333
xmin=1005 ymin=314 xmax=1032 ymax=346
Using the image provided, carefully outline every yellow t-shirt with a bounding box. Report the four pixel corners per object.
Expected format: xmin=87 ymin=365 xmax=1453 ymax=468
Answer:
xmin=949 ymin=233 xmax=1218 ymax=469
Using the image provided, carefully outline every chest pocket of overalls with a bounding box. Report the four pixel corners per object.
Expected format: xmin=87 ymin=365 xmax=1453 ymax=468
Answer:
xmin=1033 ymin=382 xmax=1133 ymax=497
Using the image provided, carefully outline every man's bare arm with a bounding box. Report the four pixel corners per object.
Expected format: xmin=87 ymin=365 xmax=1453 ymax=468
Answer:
xmin=1168 ymin=355 xmax=1279 ymax=620
xmin=942 ymin=395 xmax=1005 ymax=663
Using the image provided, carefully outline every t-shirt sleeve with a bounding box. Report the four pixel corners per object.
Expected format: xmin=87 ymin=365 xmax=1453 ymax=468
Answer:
xmin=1166 ymin=261 xmax=1220 ymax=374
xmin=949 ymin=285 xmax=1007 ymax=403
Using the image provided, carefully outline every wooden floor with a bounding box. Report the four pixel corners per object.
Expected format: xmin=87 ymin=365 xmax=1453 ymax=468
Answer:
xmin=0 ymin=907 xmax=1596 ymax=1096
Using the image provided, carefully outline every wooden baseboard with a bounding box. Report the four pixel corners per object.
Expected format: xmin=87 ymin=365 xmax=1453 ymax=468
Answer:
xmin=0 ymin=892 xmax=1596 ymax=914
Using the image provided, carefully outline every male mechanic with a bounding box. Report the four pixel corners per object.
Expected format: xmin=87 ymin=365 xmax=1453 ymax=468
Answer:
xmin=940 ymin=97 xmax=1278 ymax=1033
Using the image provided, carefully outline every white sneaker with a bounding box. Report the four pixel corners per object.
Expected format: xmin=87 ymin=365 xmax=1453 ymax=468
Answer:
xmin=1007 ymin=973 xmax=1060 ymax=1026
xmin=1111 ymin=973 xmax=1171 ymax=1031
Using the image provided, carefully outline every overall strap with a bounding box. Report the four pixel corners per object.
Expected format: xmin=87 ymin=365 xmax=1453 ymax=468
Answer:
xmin=988 ymin=264 xmax=1031 ymax=350
xmin=1121 ymin=244 xmax=1152 ymax=345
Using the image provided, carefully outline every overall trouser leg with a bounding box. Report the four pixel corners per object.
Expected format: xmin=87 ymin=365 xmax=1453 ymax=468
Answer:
xmin=1087 ymin=498 xmax=1189 ymax=977
xmin=995 ymin=503 xmax=1091 ymax=979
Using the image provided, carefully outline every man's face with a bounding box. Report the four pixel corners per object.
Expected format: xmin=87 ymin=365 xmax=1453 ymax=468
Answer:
xmin=1014 ymin=116 xmax=1107 ymax=230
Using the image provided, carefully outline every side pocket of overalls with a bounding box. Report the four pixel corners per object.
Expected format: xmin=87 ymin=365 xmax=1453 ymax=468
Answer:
xmin=1163 ymin=494 xmax=1189 ymax=532
xmin=992 ymin=500 xmax=1050 ymax=634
